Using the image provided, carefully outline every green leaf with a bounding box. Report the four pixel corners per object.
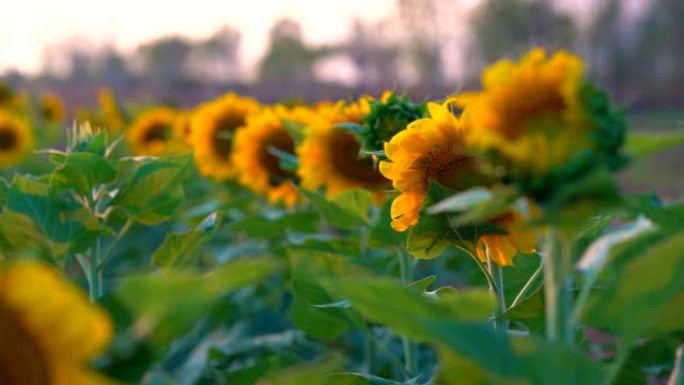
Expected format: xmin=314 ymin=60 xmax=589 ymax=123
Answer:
xmin=118 ymin=256 xmax=277 ymax=343
xmin=288 ymin=249 xmax=367 ymax=339
xmin=151 ymin=229 xmax=206 ymax=270
xmin=626 ymin=130 xmax=684 ymax=158
xmin=113 ymin=153 xmax=192 ymax=224
xmin=256 ymin=355 xmax=344 ymax=385
xmin=6 ymin=175 xmax=101 ymax=256
xmin=229 ymin=212 xmax=319 ymax=240
xmin=407 ymin=182 xmax=505 ymax=259
xmin=584 ymin=231 xmax=684 ymax=339
xmin=0 ymin=211 xmax=50 ymax=258
xmin=300 ymin=189 xmax=371 ymax=230
xmin=51 ymin=152 xmax=117 ymax=194
xmin=320 ymin=276 xmax=494 ymax=341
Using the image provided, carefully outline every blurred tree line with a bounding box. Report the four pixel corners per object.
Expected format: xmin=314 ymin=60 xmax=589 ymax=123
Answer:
xmin=3 ymin=0 xmax=683 ymax=108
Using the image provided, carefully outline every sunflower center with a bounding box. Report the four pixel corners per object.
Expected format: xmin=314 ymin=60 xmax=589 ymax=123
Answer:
xmin=211 ymin=112 xmax=246 ymax=160
xmin=142 ymin=123 xmax=171 ymax=144
xmin=260 ymin=129 xmax=296 ymax=186
xmin=419 ymin=144 xmax=487 ymax=191
xmin=0 ymin=302 xmax=51 ymax=385
xmin=0 ymin=127 xmax=19 ymax=151
xmin=330 ymin=129 xmax=389 ymax=187
xmin=498 ymin=89 xmax=565 ymax=139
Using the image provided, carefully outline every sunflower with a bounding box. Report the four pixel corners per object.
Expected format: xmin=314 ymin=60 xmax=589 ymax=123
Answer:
xmin=297 ymin=98 xmax=390 ymax=198
xmin=379 ymin=102 xmax=535 ymax=265
xmin=98 ymin=88 xmax=126 ymax=132
xmin=126 ymin=107 xmax=179 ymax=156
xmin=189 ymin=92 xmax=260 ymax=181
xmin=475 ymin=211 xmax=537 ymax=266
xmin=0 ymin=261 xmax=113 ymax=385
xmin=39 ymin=92 xmax=66 ymax=124
xmin=0 ymin=110 xmax=34 ymax=168
xmin=233 ymin=106 xmax=316 ymax=207
xmin=361 ymin=91 xmax=426 ymax=153
xmin=173 ymin=111 xmax=194 ymax=147
xmin=452 ymin=49 xmax=591 ymax=176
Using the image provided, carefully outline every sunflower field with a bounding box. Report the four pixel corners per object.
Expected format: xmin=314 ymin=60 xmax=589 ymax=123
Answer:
xmin=2 ymin=49 xmax=684 ymax=385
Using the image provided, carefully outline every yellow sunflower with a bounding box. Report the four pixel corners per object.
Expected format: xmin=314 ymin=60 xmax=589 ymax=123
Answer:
xmin=452 ymin=48 xmax=589 ymax=176
xmin=0 ymin=261 xmax=113 ymax=385
xmin=0 ymin=110 xmax=34 ymax=168
xmin=379 ymin=102 xmax=535 ymax=265
xmin=297 ymin=98 xmax=390 ymax=199
xmin=98 ymin=88 xmax=126 ymax=132
xmin=173 ymin=111 xmax=194 ymax=147
xmin=476 ymin=211 xmax=537 ymax=266
xmin=126 ymin=107 xmax=179 ymax=156
xmin=189 ymin=92 xmax=260 ymax=181
xmin=39 ymin=92 xmax=66 ymax=124
xmin=233 ymin=106 xmax=316 ymax=207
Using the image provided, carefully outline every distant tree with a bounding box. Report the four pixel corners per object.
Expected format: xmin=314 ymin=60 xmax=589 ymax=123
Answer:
xmin=138 ymin=36 xmax=192 ymax=84
xmin=189 ymin=25 xmax=242 ymax=82
xmin=470 ymin=0 xmax=576 ymax=65
xmin=347 ymin=19 xmax=400 ymax=89
xmin=396 ymin=0 xmax=443 ymax=87
xmin=258 ymin=18 xmax=339 ymax=85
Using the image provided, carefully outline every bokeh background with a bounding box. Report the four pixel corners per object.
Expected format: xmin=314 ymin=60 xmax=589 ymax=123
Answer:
xmin=1 ymin=0 xmax=682 ymax=196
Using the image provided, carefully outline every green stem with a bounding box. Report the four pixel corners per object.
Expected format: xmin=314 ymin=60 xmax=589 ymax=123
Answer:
xmin=668 ymin=345 xmax=684 ymax=385
xmin=88 ymin=240 xmax=103 ymax=301
xmin=485 ymin=247 xmax=507 ymax=330
xmin=397 ymin=247 xmax=418 ymax=378
xmin=363 ymin=328 xmax=375 ymax=374
xmin=98 ymin=218 xmax=133 ymax=270
xmin=601 ymin=340 xmax=633 ymax=385
xmin=543 ymin=229 xmax=574 ymax=343
xmin=509 ymin=261 xmax=543 ymax=310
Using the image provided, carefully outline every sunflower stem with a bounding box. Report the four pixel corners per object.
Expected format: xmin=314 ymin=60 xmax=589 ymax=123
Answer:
xmin=485 ymin=248 xmax=507 ymax=330
xmin=601 ymin=339 xmax=633 ymax=385
xmin=88 ymin=239 xmax=103 ymax=302
xmin=543 ymin=228 xmax=574 ymax=344
xmin=667 ymin=345 xmax=684 ymax=385
xmin=397 ymin=247 xmax=418 ymax=378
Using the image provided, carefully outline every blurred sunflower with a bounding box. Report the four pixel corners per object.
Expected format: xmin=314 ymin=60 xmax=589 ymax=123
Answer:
xmin=361 ymin=91 xmax=426 ymax=153
xmin=0 ymin=261 xmax=113 ymax=385
xmin=39 ymin=92 xmax=66 ymax=124
xmin=379 ymin=102 xmax=535 ymax=265
xmin=189 ymin=92 xmax=260 ymax=181
xmin=126 ymin=107 xmax=178 ymax=156
xmin=0 ymin=110 xmax=34 ymax=168
xmin=452 ymin=49 xmax=590 ymax=176
xmin=233 ymin=106 xmax=316 ymax=206
xmin=475 ymin=211 xmax=537 ymax=266
xmin=173 ymin=111 xmax=194 ymax=147
xmin=297 ymin=98 xmax=390 ymax=198
xmin=98 ymin=88 xmax=126 ymax=132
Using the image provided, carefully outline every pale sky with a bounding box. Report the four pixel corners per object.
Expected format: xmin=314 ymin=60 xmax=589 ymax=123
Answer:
xmin=0 ymin=0 xmax=396 ymax=74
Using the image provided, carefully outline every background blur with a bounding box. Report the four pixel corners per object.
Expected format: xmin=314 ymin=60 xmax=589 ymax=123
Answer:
xmin=2 ymin=0 xmax=683 ymax=195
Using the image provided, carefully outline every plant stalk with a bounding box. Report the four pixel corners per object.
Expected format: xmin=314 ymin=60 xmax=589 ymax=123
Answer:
xmin=397 ymin=247 xmax=418 ymax=378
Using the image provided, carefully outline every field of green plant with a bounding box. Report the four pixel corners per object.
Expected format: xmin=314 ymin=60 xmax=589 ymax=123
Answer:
xmin=1 ymin=49 xmax=684 ymax=385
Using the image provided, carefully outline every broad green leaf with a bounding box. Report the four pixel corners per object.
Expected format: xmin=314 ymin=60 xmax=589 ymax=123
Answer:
xmin=256 ymin=355 xmax=343 ymax=385
xmin=584 ymin=231 xmax=684 ymax=339
xmin=300 ymin=189 xmax=371 ymax=230
xmin=0 ymin=211 xmax=50 ymax=258
xmin=626 ymin=130 xmax=684 ymax=158
xmin=52 ymin=152 xmax=118 ymax=194
xmin=0 ymin=178 xmax=9 ymax=203
xmin=288 ymin=249 xmax=367 ymax=339
xmin=118 ymin=256 xmax=276 ymax=343
xmin=320 ymin=277 xmax=494 ymax=341
xmin=407 ymin=182 xmax=505 ymax=259
xmin=151 ymin=229 xmax=207 ymax=270
xmin=113 ymin=153 xmax=192 ymax=222
xmin=229 ymin=212 xmax=319 ymax=239
xmin=6 ymin=175 xmax=102 ymax=256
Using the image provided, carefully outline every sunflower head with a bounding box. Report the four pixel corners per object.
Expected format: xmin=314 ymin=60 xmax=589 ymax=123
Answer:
xmin=453 ymin=49 xmax=625 ymax=198
xmin=126 ymin=107 xmax=180 ymax=156
xmin=379 ymin=102 xmax=489 ymax=232
xmin=476 ymin=210 xmax=537 ymax=266
xmin=361 ymin=91 xmax=426 ymax=153
xmin=297 ymin=98 xmax=390 ymax=199
xmin=173 ymin=111 xmax=194 ymax=147
xmin=190 ymin=92 xmax=260 ymax=181
xmin=0 ymin=111 xmax=34 ymax=168
xmin=0 ymin=261 xmax=113 ymax=385
xmin=39 ymin=92 xmax=66 ymax=124
xmin=233 ymin=105 xmax=314 ymax=207
xmin=97 ymin=88 xmax=126 ymax=132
